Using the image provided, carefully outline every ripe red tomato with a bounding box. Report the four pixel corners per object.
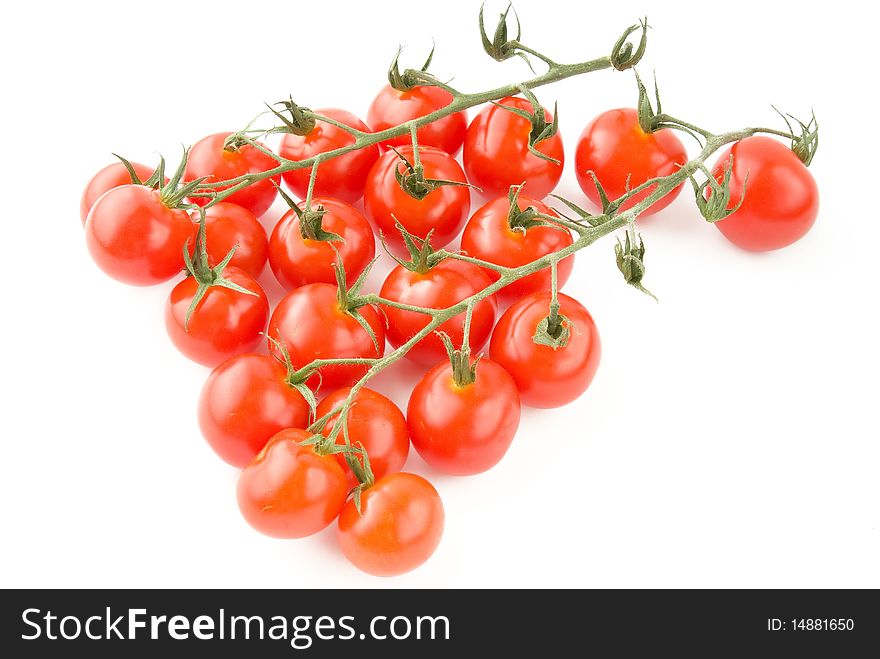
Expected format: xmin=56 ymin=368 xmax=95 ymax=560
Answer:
xmin=337 ymin=472 xmax=444 ymax=577
xmin=710 ymin=136 xmax=819 ymax=251
xmin=197 ymin=202 xmax=268 ymax=278
xmin=268 ymin=197 xmax=376 ymax=290
xmin=363 ymin=145 xmax=470 ymax=254
xmin=80 ymin=161 xmax=156 ymax=225
xmin=85 ymin=185 xmax=195 ymax=286
xmin=380 ymin=259 xmax=497 ymax=366
xmin=279 ymin=108 xmax=379 ymax=204
xmin=367 ymin=84 xmax=468 ymax=155
xmin=460 ymin=194 xmax=573 ymax=302
xmin=238 ymin=429 xmax=348 ymax=539
xmin=268 ymin=283 xmax=385 ymax=391
xmin=184 ymin=132 xmax=280 ymax=217
xmin=407 ymin=357 xmax=520 ymax=475
xmin=575 ymin=108 xmax=687 ymax=217
xmin=165 ymin=267 xmax=269 ymax=367
xmin=198 ymin=354 xmax=311 ymax=467
xmin=316 ymin=387 xmax=410 ymax=489
xmin=490 ymin=292 xmax=601 ymax=408
xmin=463 ymin=96 xmax=563 ymax=200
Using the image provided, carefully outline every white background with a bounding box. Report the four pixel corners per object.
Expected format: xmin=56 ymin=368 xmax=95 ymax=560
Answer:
xmin=1 ymin=0 xmax=877 ymax=588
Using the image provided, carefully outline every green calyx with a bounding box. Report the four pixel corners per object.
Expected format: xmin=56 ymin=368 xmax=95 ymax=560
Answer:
xmin=112 ymin=154 xmax=165 ymax=190
xmin=390 ymin=145 xmax=475 ymax=201
xmin=181 ymin=209 xmax=260 ymax=330
xmin=264 ymin=96 xmax=317 ymax=137
xmin=333 ymin=253 xmax=382 ymax=355
xmin=388 ymin=43 xmax=436 ymax=92
xmin=506 ymin=184 xmax=553 ymax=233
xmin=479 ymin=2 xmax=534 ymax=70
xmin=611 ymin=18 xmax=648 ymax=71
xmin=439 ymin=332 xmax=479 ymax=387
xmin=275 ymin=184 xmax=343 ymax=243
xmin=635 ymin=69 xmax=663 ymax=133
xmin=532 ymin=312 xmax=572 ymax=349
xmin=774 ymin=107 xmax=819 ymax=166
xmin=268 ymin=335 xmax=319 ymax=419
xmin=122 ymin=149 xmax=207 ymax=210
xmin=690 ymin=156 xmax=747 ymax=223
xmin=382 ymin=220 xmax=446 ymax=274
xmin=615 ymin=228 xmax=657 ymax=301
xmin=493 ymin=86 xmax=560 ymax=164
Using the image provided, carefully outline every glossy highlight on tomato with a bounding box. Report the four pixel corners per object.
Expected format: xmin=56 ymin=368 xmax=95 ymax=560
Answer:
xmin=198 ymin=353 xmax=311 ymax=467
xmin=490 ymin=292 xmax=601 ymax=408
xmin=80 ymin=161 xmax=156 ymax=225
xmin=238 ymin=429 xmax=348 ymax=539
xmin=463 ymin=96 xmax=564 ymax=200
xmin=408 ymin=357 xmax=521 ymax=475
xmin=184 ymin=132 xmax=280 ymax=217
xmin=279 ymin=108 xmax=379 ymax=204
xmin=368 ymin=84 xmax=467 ymax=155
xmin=575 ymin=108 xmax=687 ymax=217
xmin=338 ymin=472 xmax=444 ymax=577
xmin=710 ymin=136 xmax=819 ymax=251
xmin=380 ymin=259 xmax=496 ymax=366
xmin=269 ymin=197 xmax=376 ymax=290
xmin=197 ymin=202 xmax=268 ymax=278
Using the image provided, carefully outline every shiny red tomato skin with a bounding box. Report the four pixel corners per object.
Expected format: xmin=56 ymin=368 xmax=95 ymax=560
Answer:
xmin=575 ymin=108 xmax=687 ymax=217
xmin=268 ymin=197 xmax=376 ymax=290
xmin=279 ymin=108 xmax=379 ymax=204
xmin=337 ymin=472 xmax=444 ymax=577
xmin=407 ymin=358 xmax=521 ymax=475
xmin=710 ymin=136 xmax=819 ymax=251
xmin=85 ymin=185 xmax=195 ymax=286
xmin=380 ymin=259 xmax=497 ymax=366
xmin=197 ymin=202 xmax=268 ymax=278
xmin=198 ymin=354 xmax=311 ymax=467
xmin=267 ymin=283 xmax=386 ymax=392
xmin=165 ymin=267 xmax=269 ymax=367
xmin=80 ymin=161 xmax=156 ymax=225
xmin=367 ymin=84 xmax=468 ymax=156
xmin=317 ymin=387 xmax=410 ymax=489
xmin=238 ymin=429 xmax=348 ymax=539
xmin=463 ymin=96 xmax=564 ymax=200
xmin=184 ymin=132 xmax=280 ymax=217
xmin=460 ymin=194 xmax=573 ymax=302
xmin=490 ymin=292 xmax=601 ymax=408
xmin=363 ymin=145 xmax=470 ymax=255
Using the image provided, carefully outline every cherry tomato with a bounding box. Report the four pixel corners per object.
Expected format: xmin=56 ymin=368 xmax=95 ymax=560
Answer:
xmin=490 ymin=292 xmax=601 ymax=408
xmin=338 ymin=472 xmax=444 ymax=577
xmin=268 ymin=197 xmax=375 ymax=290
xmin=279 ymin=108 xmax=379 ymax=204
xmin=85 ymin=185 xmax=195 ymax=286
xmin=710 ymin=136 xmax=819 ymax=251
xmin=238 ymin=429 xmax=348 ymax=539
xmin=165 ymin=267 xmax=269 ymax=367
xmin=196 ymin=202 xmax=268 ymax=278
xmin=198 ymin=354 xmax=311 ymax=467
xmin=380 ymin=259 xmax=497 ymax=366
xmin=463 ymin=96 xmax=563 ymax=200
xmin=80 ymin=161 xmax=156 ymax=225
xmin=317 ymin=387 xmax=410 ymax=489
xmin=363 ymin=145 xmax=470 ymax=255
xmin=184 ymin=132 xmax=280 ymax=217
xmin=267 ymin=283 xmax=385 ymax=391
xmin=575 ymin=108 xmax=687 ymax=217
xmin=367 ymin=84 xmax=467 ymax=155
xmin=407 ymin=358 xmax=521 ymax=475
xmin=460 ymin=193 xmax=573 ymax=302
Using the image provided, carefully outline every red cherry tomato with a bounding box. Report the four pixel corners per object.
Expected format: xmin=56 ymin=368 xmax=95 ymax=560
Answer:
xmin=80 ymin=161 xmax=156 ymax=225
xmin=575 ymin=108 xmax=687 ymax=217
xmin=363 ymin=145 xmax=470 ymax=255
xmin=407 ymin=358 xmax=521 ymax=475
xmin=380 ymin=259 xmax=497 ymax=366
xmin=460 ymin=193 xmax=573 ymax=302
xmin=490 ymin=292 xmax=601 ymax=408
xmin=238 ymin=429 xmax=348 ymax=539
xmin=268 ymin=197 xmax=376 ymax=290
xmin=279 ymin=108 xmax=379 ymax=204
xmin=165 ymin=267 xmax=269 ymax=367
xmin=198 ymin=354 xmax=311 ymax=467
xmin=338 ymin=472 xmax=444 ymax=577
xmin=196 ymin=203 xmax=268 ymax=279
xmin=463 ymin=96 xmax=564 ymax=200
xmin=184 ymin=132 xmax=280 ymax=217
xmin=316 ymin=387 xmax=410 ymax=489
xmin=710 ymin=136 xmax=818 ymax=251
xmin=268 ymin=283 xmax=385 ymax=391
xmin=85 ymin=185 xmax=194 ymax=286
xmin=367 ymin=84 xmax=468 ymax=156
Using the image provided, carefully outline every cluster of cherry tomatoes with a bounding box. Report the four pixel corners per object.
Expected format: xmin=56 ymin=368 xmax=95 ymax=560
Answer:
xmin=81 ymin=75 xmax=819 ymax=576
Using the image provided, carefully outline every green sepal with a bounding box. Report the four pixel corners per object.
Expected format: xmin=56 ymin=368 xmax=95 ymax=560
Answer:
xmin=388 ymin=42 xmax=436 ymax=92
xmin=389 ymin=146 xmax=477 ymax=201
xmin=505 ymin=184 xmax=554 ymax=232
xmin=689 ymin=157 xmax=748 ymax=224
xmin=275 ymin=184 xmax=344 ymax=243
xmin=614 ymin=229 xmax=657 ymax=301
xmin=773 ymin=107 xmax=819 ymax=166
xmin=492 ymin=87 xmax=561 ymax=164
xmin=111 ymin=153 xmax=146 ymax=186
xmin=264 ymin=96 xmax=316 ymax=137
xmin=438 ymin=332 xmax=479 ymax=387
xmin=532 ymin=314 xmax=573 ymax=349
xmin=332 ymin=254 xmax=381 ymax=354
xmin=635 ymin=69 xmax=662 ymax=133
xmin=610 ymin=18 xmax=648 ymax=71
xmin=548 ymin=193 xmax=602 ymax=228
xmin=479 ymin=2 xmax=534 ymax=72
